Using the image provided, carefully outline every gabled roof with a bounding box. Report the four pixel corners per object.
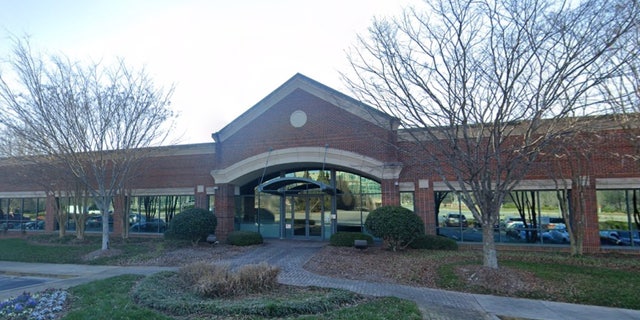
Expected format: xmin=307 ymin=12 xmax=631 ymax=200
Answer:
xmin=212 ymin=73 xmax=399 ymax=143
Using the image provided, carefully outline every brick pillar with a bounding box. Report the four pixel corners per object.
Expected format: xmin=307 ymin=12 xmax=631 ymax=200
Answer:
xmin=194 ymin=185 xmax=208 ymax=209
xmin=381 ymin=179 xmax=400 ymax=206
xmin=45 ymin=193 xmax=56 ymax=233
xmin=112 ymin=194 xmax=125 ymax=236
xmin=214 ymin=184 xmax=236 ymax=241
xmin=577 ymin=176 xmax=600 ymax=253
xmin=415 ymin=179 xmax=436 ymax=235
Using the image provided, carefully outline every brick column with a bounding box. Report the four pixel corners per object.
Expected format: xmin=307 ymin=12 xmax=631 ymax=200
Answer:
xmin=577 ymin=176 xmax=600 ymax=253
xmin=414 ymin=179 xmax=436 ymax=235
xmin=381 ymin=179 xmax=400 ymax=206
xmin=214 ymin=184 xmax=236 ymax=241
xmin=112 ymin=194 xmax=125 ymax=237
xmin=45 ymin=193 xmax=56 ymax=233
xmin=194 ymin=185 xmax=208 ymax=209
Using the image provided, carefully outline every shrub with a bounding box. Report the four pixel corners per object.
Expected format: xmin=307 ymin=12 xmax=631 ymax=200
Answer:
xmin=235 ymin=262 xmax=280 ymax=293
xmin=178 ymin=262 xmax=280 ymax=298
xmin=329 ymin=232 xmax=374 ymax=247
xmin=364 ymin=206 xmax=424 ymax=251
xmin=164 ymin=208 xmax=217 ymax=244
xmin=409 ymin=234 xmax=458 ymax=250
xmin=178 ymin=261 xmax=229 ymax=285
xmin=226 ymin=230 xmax=263 ymax=246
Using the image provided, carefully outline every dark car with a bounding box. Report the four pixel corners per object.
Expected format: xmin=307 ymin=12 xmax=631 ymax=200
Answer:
xmin=130 ymin=218 xmax=166 ymax=233
xmin=24 ymin=220 xmax=45 ymax=230
xmin=599 ymin=230 xmax=623 ymax=246
xmin=445 ymin=213 xmax=468 ymax=227
xmin=616 ymin=230 xmax=640 ymax=246
xmin=1 ymin=213 xmax=32 ymax=229
xmin=505 ymin=221 xmax=526 ymax=239
xmin=85 ymin=216 xmax=102 ymax=228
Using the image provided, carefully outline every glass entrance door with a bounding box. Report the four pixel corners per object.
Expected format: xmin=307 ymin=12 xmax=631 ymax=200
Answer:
xmin=290 ymin=194 xmax=324 ymax=239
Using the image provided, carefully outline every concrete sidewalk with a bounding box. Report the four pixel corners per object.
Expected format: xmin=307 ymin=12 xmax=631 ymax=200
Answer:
xmin=2 ymin=241 xmax=640 ymax=320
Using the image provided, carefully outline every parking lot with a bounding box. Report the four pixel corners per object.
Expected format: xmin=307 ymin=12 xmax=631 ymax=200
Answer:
xmin=0 ymin=274 xmax=51 ymax=292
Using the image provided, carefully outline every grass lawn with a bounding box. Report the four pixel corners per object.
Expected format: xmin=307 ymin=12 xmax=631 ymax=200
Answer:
xmin=1 ymin=234 xmax=640 ymax=315
xmin=0 ymin=235 xmax=422 ymax=319
xmin=62 ymin=274 xmax=421 ymax=320
xmin=434 ymin=250 xmax=640 ymax=310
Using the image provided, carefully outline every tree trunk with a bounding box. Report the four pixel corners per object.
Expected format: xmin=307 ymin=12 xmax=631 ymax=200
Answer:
xmin=101 ymin=208 xmax=109 ymax=250
xmin=56 ymin=207 xmax=67 ymax=239
xmin=58 ymin=220 xmax=66 ymax=238
xmin=482 ymin=225 xmax=498 ymax=269
xmin=570 ymin=232 xmax=583 ymax=256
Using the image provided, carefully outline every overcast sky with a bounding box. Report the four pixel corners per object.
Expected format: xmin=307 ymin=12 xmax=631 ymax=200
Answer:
xmin=0 ymin=0 xmax=415 ymax=144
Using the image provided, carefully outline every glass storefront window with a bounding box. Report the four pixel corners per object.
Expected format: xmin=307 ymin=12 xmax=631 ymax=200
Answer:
xmin=128 ymin=195 xmax=194 ymax=233
xmin=52 ymin=196 xmax=113 ymax=232
xmin=236 ymin=169 xmax=382 ymax=239
xmin=436 ymin=190 xmax=567 ymax=245
xmin=400 ymin=192 xmax=414 ymax=212
xmin=597 ymin=189 xmax=639 ymax=247
xmin=0 ymin=197 xmax=46 ymax=231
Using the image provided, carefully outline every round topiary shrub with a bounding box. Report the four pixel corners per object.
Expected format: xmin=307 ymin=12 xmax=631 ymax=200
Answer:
xmin=364 ymin=205 xmax=424 ymax=251
xmin=226 ymin=230 xmax=263 ymax=246
xmin=409 ymin=234 xmax=458 ymax=250
xmin=164 ymin=208 xmax=217 ymax=244
xmin=329 ymin=232 xmax=374 ymax=247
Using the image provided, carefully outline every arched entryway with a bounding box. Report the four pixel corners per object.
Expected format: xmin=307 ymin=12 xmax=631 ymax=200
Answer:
xmin=211 ymin=147 xmax=402 ymax=240
xmin=231 ymin=168 xmax=384 ymax=240
xmin=258 ymin=176 xmax=335 ymax=240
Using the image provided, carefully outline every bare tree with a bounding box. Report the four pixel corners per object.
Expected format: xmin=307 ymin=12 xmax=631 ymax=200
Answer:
xmin=600 ymin=22 xmax=640 ymax=161
xmin=0 ymin=38 xmax=175 ymax=250
xmin=508 ymin=191 xmax=540 ymax=243
xmin=344 ymin=0 xmax=638 ymax=268
xmin=547 ymin=129 xmax=601 ymax=255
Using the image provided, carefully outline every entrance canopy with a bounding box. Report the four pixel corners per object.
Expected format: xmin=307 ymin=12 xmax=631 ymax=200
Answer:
xmin=257 ymin=177 xmax=336 ymax=196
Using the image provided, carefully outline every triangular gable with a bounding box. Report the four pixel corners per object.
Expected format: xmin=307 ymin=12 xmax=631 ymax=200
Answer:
xmin=212 ymin=73 xmax=399 ymax=143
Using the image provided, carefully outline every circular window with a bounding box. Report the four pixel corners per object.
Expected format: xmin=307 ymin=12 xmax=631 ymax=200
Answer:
xmin=289 ymin=110 xmax=307 ymax=128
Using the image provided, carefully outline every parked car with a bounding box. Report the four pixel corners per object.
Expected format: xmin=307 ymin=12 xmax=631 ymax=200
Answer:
xmin=130 ymin=218 xmax=166 ymax=233
xmin=444 ymin=213 xmax=467 ymax=227
xmin=599 ymin=230 xmax=623 ymax=246
xmin=2 ymin=213 xmax=32 ymax=229
xmin=540 ymin=217 xmax=565 ymax=230
xmin=542 ymin=224 xmax=570 ymax=243
xmin=23 ymin=220 xmax=45 ymax=230
xmin=501 ymin=216 xmax=524 ymax=229
xmin=85 ymin=216 xmax=102 ymax=228
xmin=505 ymin=221 xmax=536 ymax=240
xmin=614 ymin=230 xmax=640 ymax=246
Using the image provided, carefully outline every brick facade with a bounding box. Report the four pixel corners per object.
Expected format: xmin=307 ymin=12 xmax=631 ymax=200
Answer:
xmin=1 ymin=74 xmax=639 ymax=252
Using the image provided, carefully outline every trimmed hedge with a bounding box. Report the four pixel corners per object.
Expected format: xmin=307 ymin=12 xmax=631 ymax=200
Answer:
xmin=226 ymin=230 xmax=263 ymax=246
xmin=409 ymin=234 xmax=458 ymax=250
xmin=329 ymin=232 xmax=374 ymax=247
xmin=364 ymin=206 xmax=424 ymax=251
xmin=164 ymin=208 xmax=217 ymax=243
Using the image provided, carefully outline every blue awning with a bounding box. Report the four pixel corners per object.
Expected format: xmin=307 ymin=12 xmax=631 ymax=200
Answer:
xmin=257 ymin=177 xmax=336 ymax=196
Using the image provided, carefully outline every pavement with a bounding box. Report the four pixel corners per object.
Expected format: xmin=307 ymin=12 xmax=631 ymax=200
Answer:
xmin=2 ymin=240 xmax=640 ymax=320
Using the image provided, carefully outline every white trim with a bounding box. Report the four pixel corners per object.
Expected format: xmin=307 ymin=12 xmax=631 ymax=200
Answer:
xmin=211 ymin=147 xmax=401 ymax=184
xmin=206 ymin=186 xmax=218 ymax=195
xmin=433 ymin=179 xmax=571 ymax=191
xmin=0 ymin=191 xmax=47 ymax=198
xmin=398 ymin=182 xmax=415 ymax=192
xmin=129 ymin=188 xmax=195 ymax=196
xmin=596 ymin=178 xmax=640 ymax=189
xmin=513 ymin=179 xmax=572 ymax=190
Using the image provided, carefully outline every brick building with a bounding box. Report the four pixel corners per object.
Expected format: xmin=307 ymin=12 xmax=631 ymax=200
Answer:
xmin=1 ymin=74 xmax=639 ymax=251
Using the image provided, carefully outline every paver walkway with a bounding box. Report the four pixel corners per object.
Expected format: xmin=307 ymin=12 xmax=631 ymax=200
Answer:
xmin=2 ymin=239 xmax=640 ymax=320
